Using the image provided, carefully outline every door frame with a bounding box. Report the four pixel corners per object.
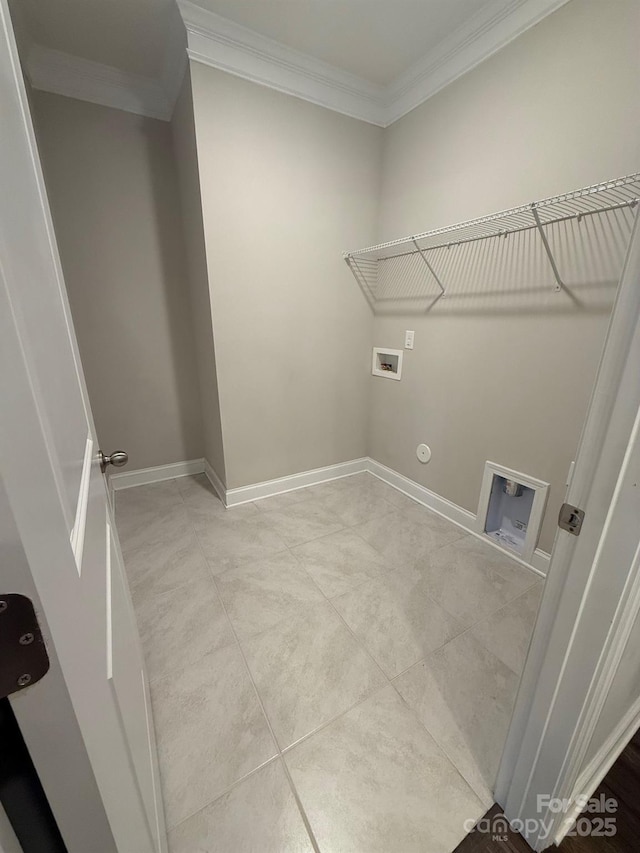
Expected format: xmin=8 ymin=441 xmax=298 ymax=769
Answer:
xmin=0 ymin=1 xmax=165 ymax=849
xmin=2 ymin=0 xmax=639 ymax=844
xmin=497 ymin=212 xmax=640 ymax=848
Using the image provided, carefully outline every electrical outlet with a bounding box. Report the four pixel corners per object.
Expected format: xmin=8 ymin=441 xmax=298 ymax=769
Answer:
xmin=405 ymin=330 xmax=415 ymax=350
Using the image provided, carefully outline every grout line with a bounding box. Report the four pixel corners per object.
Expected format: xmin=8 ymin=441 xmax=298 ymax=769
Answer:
xmin=145 ymin=478 xmax=449 ymax=837
xmin=176 ymin=494 xmax=323 ymax=853
xmin=388 ymin=674 xmax=493 ymax=810
xmin=208 ymin=565 xmax=322 ymax=853
xmin=279 ymin=681 xmax=392 ymax=757
xmin=284 ymin=523 xmax=538 ymax=807
xmin=130 ymin=476 xmax=537 ymax=844
xmin=285 ymin=546 xmax=391 ymax=685
xmin=165 ymin=755 xmax=281 ymax=834
xmin=141 ymin=483 xmax=308 ymax=841
xmin=386 ymin=578 xmax=542 ymax=685
xmin=277 ymin=760 xmax=322 ymax=853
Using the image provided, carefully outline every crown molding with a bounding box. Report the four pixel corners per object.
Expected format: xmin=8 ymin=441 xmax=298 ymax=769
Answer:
xmin=177 ymin=0 xmax=386 ymax=126
xmin=160 ymin=2 xmax=189 ymax=113
xmin=179 ymin=0 xmax=570 ymax=128
xmin=21 ymin=0 xmax=570 ymax=126
xmin=25 ymin=44 xmax=174 ymax=121
xmin=384 ymin=0 xmax=571 ymax=124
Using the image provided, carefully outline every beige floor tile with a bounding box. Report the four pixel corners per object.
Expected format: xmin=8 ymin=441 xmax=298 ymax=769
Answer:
xmin=421 ymin=535 xmax=538 ymax=628
xmin=252 ymin=489 xmax=317 ymax=513
xmin=394 ymin=632 xmax=520 ymax=805
xmin=259 ymin=500 xmax=345 ymax=547
xmin=303 ymin=474 xmax=370 ymax=500
xmin=316 ymin=480 xmax=398 ymax=527
xmin=175 ymin=473 xmax=218 ymax=503
xmin=452 ymin=536 xmax=540 ymax=587
xmin=116 ymin=496 xmax=191 ymax=558
xmin=115 ymin=479 xmax=182 ymax=522
xmin=345 ymin=473 xmax=415 ymax=507
xmin=286 ymin=684 xmax=484 ymax=853
xmin=135 ymin=577 xmax=235 ymax=683
xmin=215 ymin=551 xmax=325 ymax=641
xmin=191 ymin=512 xmax=288 ymax=574
xmin=168 ymin=759 xmax=313 ymax=853
xmin=377 ymin=487 xmax=426 ymax=512
xmin=470 ymin=581 xmax=544 ymax=675
xmin=291 ymin=529 xmax=387 ymax=598
xmin=115 ymin=482 xmax=184 ymax=554
xmin=242 ymin=601 xmax=386 ymax=748
xmin=152 ymin=643 xmax=277 ymax=829
xmin=116 ymin=478 xmax=543 ymax=847
xmin=352 ymin=504 xmax=465 ymax=566
xmin=123 ymin=524 xmax=211 ymax=602
xmin=332 ymin=568 xmax=464 ymax=677
xmin=180 ymin=474 xmax=262 ymax=524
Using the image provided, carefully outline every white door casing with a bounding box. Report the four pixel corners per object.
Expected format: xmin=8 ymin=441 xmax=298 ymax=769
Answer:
xmin=497 ymin=213 xmax=640 ymax=847
xmin=0 ymin=3 xmax=166 ymax=851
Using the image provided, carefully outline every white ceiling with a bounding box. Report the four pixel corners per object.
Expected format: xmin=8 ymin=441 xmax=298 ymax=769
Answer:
xmin=191 ymin=0 xmax=501 ymax=86
xmin=17 ymin=0 xmax=513 ymax=85
xmin=14 ymin=0 xmax=569 ymax=125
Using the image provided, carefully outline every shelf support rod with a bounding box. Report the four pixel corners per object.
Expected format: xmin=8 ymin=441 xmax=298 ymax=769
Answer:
xmin=345 ymin=256 xmax=376 ymax=311
xmin=531 ymin=204 xmax=564 ymax=292
xmin=412 ymin=239 xmax=446 ymax=295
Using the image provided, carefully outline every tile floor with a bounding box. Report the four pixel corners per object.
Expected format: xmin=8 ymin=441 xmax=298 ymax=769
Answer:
xmin=116 ymin=472 xmax=544 ymax=853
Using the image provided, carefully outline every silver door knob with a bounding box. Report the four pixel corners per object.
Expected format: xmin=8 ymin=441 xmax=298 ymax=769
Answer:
xmin=99 ymin=450 xmax=128 ymax=473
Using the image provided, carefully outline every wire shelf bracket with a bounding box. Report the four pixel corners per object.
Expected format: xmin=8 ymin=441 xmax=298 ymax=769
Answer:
xmin=344 ymin=172 xmax=640 ymax=310
xmin=530 ymin=204 xmax=565 ymax=293
xmin=412 ymin=238 xmax=446 ymax=295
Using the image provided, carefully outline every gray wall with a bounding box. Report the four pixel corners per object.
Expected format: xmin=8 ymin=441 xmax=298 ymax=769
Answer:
xmin=370 ymin=0 xmax=640 ymax=552
xmin=32 ymin=90 xmax=204 ymax=471
xmin=29 ymin=0 xmax=640 ymax=545
xmin=170 ymin=71 xmax=226 ymax=483
xmin=190 ymin=65 xmax=382 ymax=489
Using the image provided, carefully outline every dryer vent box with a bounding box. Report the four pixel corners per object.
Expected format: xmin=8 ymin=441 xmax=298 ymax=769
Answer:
xmin=476 ymin=463 xmax=549 ymax=563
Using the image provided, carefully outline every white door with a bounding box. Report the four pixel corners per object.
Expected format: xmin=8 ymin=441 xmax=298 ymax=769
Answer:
xmin=0 ymin=3 xmax=166 ymax=852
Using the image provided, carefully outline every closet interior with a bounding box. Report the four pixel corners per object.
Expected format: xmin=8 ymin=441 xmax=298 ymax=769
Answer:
xmin=9 ymin=0 xmax=640 ymax=850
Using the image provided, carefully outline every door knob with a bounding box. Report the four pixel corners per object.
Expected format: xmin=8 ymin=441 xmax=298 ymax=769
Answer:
xmin=99 ymin=450 xmax=129 ymax=473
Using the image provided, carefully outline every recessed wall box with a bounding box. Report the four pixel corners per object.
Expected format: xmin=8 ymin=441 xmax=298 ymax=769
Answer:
xmin=372 ymin=347 xmax=403 ymax=380
xmin=475 ymin=462 xmax=549 ymax=563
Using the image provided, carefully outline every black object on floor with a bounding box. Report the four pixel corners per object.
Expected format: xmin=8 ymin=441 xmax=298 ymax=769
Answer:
xmin=0 ymin=697 xmax=67 ymax=852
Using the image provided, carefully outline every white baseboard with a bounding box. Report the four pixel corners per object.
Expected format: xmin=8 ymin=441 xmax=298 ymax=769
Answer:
xmin=113 ymin=454 xmax=550 ymax=576
xmin=109 ymin=458 xmax=205 ymax=491
xmin=225 ymin=458 xmax=369 ymax=506
xmin=526 ymin=548 xmax=551 ymax=577
xmin=366 ymin=458 xmax=549 ymax=578
xmin=203 ymin=458 xmax=227 ymax=505
xmin=555 ymin=695 xmax=640 ymax=845
xmin=367 ymin=458 xmax=476 ymax=528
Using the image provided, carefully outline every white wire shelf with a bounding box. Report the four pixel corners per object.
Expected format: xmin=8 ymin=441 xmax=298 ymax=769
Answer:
xmin=344 ymin=173 xmax=640 ymax=311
